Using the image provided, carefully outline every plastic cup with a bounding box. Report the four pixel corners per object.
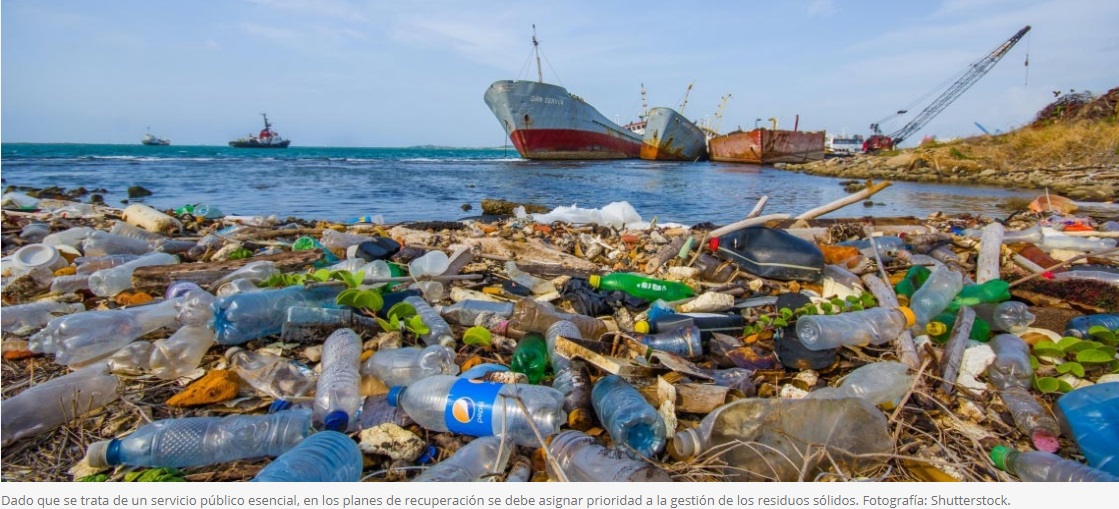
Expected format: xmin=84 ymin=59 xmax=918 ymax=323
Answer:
xmin=12 ymin=243 xmax=66 ymax=274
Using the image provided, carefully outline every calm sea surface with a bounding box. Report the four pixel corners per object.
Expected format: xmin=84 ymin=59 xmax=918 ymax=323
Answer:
xmin=1 ymin=143 xmax=1037 ymax=225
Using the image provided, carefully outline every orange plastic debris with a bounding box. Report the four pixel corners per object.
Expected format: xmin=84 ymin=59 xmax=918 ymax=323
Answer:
xmin=115 ymin=291 xmax=154 ymax=307
xmin=818 ymin=245 xmax=861 ymax=265
xmin=53 ymin=266 xmax=76 ymax=277
xmin=1028 ymin=194 xmax=1077 ymax=214
xmin=166 ymin=369 xmax=240 ymax=407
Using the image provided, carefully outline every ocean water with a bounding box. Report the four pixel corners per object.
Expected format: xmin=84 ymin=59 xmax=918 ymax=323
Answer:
xmin=0 ymin=143 xmax=1037 ymax=225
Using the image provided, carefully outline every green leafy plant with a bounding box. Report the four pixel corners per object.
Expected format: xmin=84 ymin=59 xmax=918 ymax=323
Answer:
xmin=262 ymin=269 xmax=365 ymax=290
xmin=1030 ymin=328 xmax=1119 ymax=393
xmin=741 ymin=293 xmax=879 ymax=337
xmin=375 ymin=301 xmax=430 ymax=336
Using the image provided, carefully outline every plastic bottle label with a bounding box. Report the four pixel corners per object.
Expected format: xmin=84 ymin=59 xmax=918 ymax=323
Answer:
xmin=444 ymin=378 xmax=504 ymax=437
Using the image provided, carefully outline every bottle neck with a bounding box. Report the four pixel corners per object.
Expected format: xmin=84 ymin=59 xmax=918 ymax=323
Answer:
xmin=668 ymin=428 xmax=700 ymax=460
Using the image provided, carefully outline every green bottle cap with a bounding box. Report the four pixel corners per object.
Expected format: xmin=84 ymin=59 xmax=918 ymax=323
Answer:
xmin=989 ymin=445 xmax=1012 ymax=471
xmin=588 ymin=274 xmax=602 ymax=288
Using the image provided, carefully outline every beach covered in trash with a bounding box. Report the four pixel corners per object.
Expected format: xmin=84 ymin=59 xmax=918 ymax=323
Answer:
xmin=2 ymin=185 xmax=1118 ymax=482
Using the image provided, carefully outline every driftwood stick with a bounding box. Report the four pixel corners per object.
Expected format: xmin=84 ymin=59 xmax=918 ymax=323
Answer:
xmin=861 ymin=273 xmax=920 ymax=370
xmin=132 ymin=250 xmax=322 ymax=293
xmin=795 ymin=181 xmax=892 ymax=220
xmin=1009 ymin=245 xmax=1119 ymax=287
xmin=746 ymin=196 xmax=769 ymax=219
xmin=976 ymin=222 xmax=1005 ymax=284
xmin=706 ymin=214 xmax=791 ymax=238
xmin=940 ymin=306 xmax=975 ymax=395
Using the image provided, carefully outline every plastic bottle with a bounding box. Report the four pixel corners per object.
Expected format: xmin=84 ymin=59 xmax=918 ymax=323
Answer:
xmin=807 ymin=361 xmax=914 ymax=409
xmin=1051 ymin=270 xmax=1119 ymax=286
xmin=210 ymin=285 xmax=342 ymax=345
xmin=836 ymin=236 xmax=908 ymax=261
xmin=1 ymin=301 xmax=85 ymax=335
xmin=148 ymin=325 xmax=215 ymax=380
xmin=946 ymin=279 xmax=1011 ymax=312
xmin=1037 ymin=230 xmax=1117 ymax=252
xmin=362 ymin=344 xmax=459 ymax=387
xmin=973 ymin=301 xmax=1035 ymax=334
xmin=108 ymin=341 xmax=154 ymax=374
xmin=630 ymin=324 xmax=704 ymax=359
xmin=251 ymin=430 xmax=363 ymax=482
xmin=711 ymin=226 xmax=825 ymax=282
xmin=412 ymin=435 xmax=512 ymax=482
xmin=80 ymin=230 xmax=153 ymax=256
xmin=1 ymin=364 xmax=119 ymax=447
xmin=176 ymin=288 xmax=216 ymax=327
xmin=42 ymin=226 xmax=95 ymax=249
xmin=509 ymin=333 xmax=549 ymax=384
xmin=989 ymin=446 xmax=1118 ymax=482
xmin=50 ymin=274 xmax=91 ymax=294
xmin=314 ymin=329 xmax=363 ymax=432
xmin=908 ymin=265 xmax=964 ymax=326
xmin=505 ymin=261 xmax=556 ymax=295
xmin=669 ymin=397 xmax=892 ymax=481
xmin=1055 ymin=382 xmax=1119 ymax=476
xmin=438 ymin=300 xmax=515 ymax=326
xmin=507 ymin=297 xmax=609 ymax=340
xmin=409 ymin=250 xmax=450 ymax=278
xmin=110 ymin=220 xmax=167 ymax=243
xmin=634 ymin=312 xmax=745 ymax=342
xmin=387 ymin=374 xmax=565 ymax=447
xmin=1064 ymin=314 xmax=1119 ymax=338
xmin=29 ymin=297 xmax=182 ymax=367
xmin=279 ymin=306 xmax=379 ymax=343
xmin=794 ymin=306 xmax=916 ymax=351
xmin=702 ymin=367 xmax=757 ymax=396
xmin=588 ymin=273 xmax=694 ymax=302
xmin=926 ymin=310 xmax=991 ymax=343
xmin=88 ymin=252 xmax=179 ymax=297
xmin=226 ymin=347 xmax=316 ymax=401
xmin=86 ymin=409 xmax=313 ymax=469
xmin=75 ymin=253 xmax=142 ymax=275
xmin=19 ymin=222 xmax=51 ymax=243
xmin=546 ymin=430 xmax=674 ymax=482
xmin=590 ymin=375 xmax=666 ymax=459
xmin=987 ymin=334 xmax=1061 ymax=452
xmin=893 ymin=266 xmax=931 ymax=306
xmin=210 ymin=261 xmax=279 ymax=289
xmin=321 ymin=229 xmax=375 ymax=251
xmin=402 ymin=295 xmax=456 ymax=348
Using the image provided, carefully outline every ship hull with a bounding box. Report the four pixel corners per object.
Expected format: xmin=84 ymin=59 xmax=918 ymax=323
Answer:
xmin=484 ymin=80 xmax=641 ymax=160
xmin=709 ymin=129 xmax=825 ymax=164
xmin=228 ymin=140 xmax=291 ymax=149
xmin=640 ymin=107 xmax=708 ymax=161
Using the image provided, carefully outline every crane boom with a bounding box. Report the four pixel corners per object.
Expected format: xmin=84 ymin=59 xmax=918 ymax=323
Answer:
xmin=865 ymin=25 xmax=1030 ymax=152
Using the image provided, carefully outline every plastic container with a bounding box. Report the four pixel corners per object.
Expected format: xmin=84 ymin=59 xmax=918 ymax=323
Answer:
xmin=148 ymin=325 xmax=215 ymax=380
xmin=794 ymin=306 xmax=915 ymax=351
xmin=75 ymin=253 xmax=142 ymax=275
xmin=320 ymin=229 xmax=374 ymax=251
xmin=42 ymin=226 xmax=95 ymax=249
xmin=908 ymin=265 xmax=964 ymax=326
xmin=590 ymin=375 xmax=666 ymax=459
xmin=210 ymin=285 xmax=343 ymax=345
xmin=11 ymin=243 xmax=67 ymax=275
xmin=988 ymin=334 xmax=1061 ymax=452
xmin=280 ymin=306 xmax=379 ymax=343
xmin=546 ymin=321 xmax=594 ymax=428
xmin=86 ymin=409 xmax=313 ymax=469
xmin=634 ymin=312 xmax=745 ymax=341
xmin=587 ymin=273 xmax=693 ymax=302
xmin=1 ymin=301 xmax=85 ymax=335
xmin=226 ymin=347 xmax=316 ymax=401
xmin=510 ymin=333 xmax=549 ymax=384
xmin=1051 ymin=270 xmax=1119 ymax=287
xmin=412 ymin=435 xmax=512 ymax=482
xmin=505 ymin=261 xmax=556 ymax=295
xmin=972 ymin=301 xmax=1035 ymax=334
xmin=314 ymin=329 xmax=363 ymax=432
xmin=836 ymin=236 xmax=908 ymax=261
xmin=926 ymin=310 xmax=991 ymax=343
xmin=387 ymin=374 xmax=565 ymax=447
xmin=19 ymin=222 xmax=51 ymax=243
xmin=669 ymin=397 xmax=891 ymax=481
xmin=210 ymin=261 xmax=280 ymax=289
xmin=507 ymin=297 xmax=609 ymax=340
xmin=110 ymin=220 xmax=168 ymax=244
xmin=176 ymin=288 xmax=217 ymax=327
xmin=710 ymin=226 xmax=825 ymax=282
xmin=362 ymin=344 xmax=459 ymax=387
xmin=546 ymin=430 xmax=674 ymax=482
xmin=1037 ymin=229 xmax=1117 ymax=252
xmin=408 ymin=250 xmax=450 ymax=278
xmin=1 ymin=364 xmax=119 ymax=447
xmin=50 ymin=274 xmax=91 ymax=294
xmin=1064 ymin=314 xmax=1119 ymax=338
xmin=989 ymin=446 xmax=1118 ymax=482
xmin=438 ymin=300 xmax=515 ymax=327
xmin=807 ymin=361 xmax=913 ymax=409
xmin=88 ymin=252 xmax=179 ymax=297
xmin=29 ymin=298 xmax=181 ymax=367
xmin=403 ymin=295 xmax=456 ymax=348
xmin=251 ymin=430 xmax=363 ymax=482
xmin=80 ymin=230 xmax=153 ymax=256
xmin=353 ymin=237 xmax=401 ymax=262
xmin=1055 ymin=383 xmax=1119 ymax=476
xmin=121 ymin=203 xmax=183 ymax=235
xmin=630 ymin=324 xmax=704 ymax=358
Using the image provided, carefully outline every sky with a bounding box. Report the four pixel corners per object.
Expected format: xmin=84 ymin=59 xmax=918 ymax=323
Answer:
xmin=2 ymin=0 xmax=1117 ymax=148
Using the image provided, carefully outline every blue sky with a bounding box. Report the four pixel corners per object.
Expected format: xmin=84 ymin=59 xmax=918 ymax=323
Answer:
xmin=2 ymin=0 xmax=1117 ymax=147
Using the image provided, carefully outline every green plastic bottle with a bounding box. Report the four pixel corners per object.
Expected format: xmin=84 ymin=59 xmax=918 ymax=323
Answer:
xmin=946 ymin=279 xmax=1011 ymax=312
xmin=894 ymin=266 xmax=931 ymax=307
xmin=588 ymin=273 xmax=694 ymax=302
xmin=510 ymin=333 xmax=549 ymax=384
xmin=926 ymin=310 xmax=991 ymax=343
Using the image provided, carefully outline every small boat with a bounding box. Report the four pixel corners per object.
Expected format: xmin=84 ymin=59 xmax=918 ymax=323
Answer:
xmin=708 ymin=127 xmax=825 ymax=165
xmin=229 ymin=113 xmax=291 ymax=149
xmin=640 ymin=107 xmax=708 ymax=161
xmin=141 ymin=129 xmax=170 ymax=146
xmin=825 ymin=132 xmax=865 ymax=157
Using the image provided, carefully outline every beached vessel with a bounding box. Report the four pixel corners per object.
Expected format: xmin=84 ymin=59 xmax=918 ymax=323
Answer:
xmin=229 ymin=114 xmax=291 ymax=149
xmin=708 ymin=128 xmax=825 ymax=164
xmin=141 ymin=131 xmax=170 ymax=146
xmin=825 ymin=133 xmax=864 ymax=157
xmin=483 ymin=30 xmax=641 ymax=160
xmin=640 ymin=107 xmax=708 ymax=161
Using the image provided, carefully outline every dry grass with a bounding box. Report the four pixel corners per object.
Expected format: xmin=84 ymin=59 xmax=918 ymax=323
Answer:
xmin=915 ymin=120 xmax=1119 ymax=171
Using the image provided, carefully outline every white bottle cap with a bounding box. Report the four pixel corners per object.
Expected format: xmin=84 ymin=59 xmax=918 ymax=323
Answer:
xmin=12 ymin=243 xmax=64 ymax=273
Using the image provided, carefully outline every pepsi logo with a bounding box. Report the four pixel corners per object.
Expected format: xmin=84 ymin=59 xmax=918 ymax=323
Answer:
xmin=450 ymin=397 xmax=476 ymax=424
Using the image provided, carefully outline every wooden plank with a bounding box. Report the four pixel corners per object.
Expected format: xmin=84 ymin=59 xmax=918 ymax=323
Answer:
xmin=131 ymin=250 xmax=322 ymax=293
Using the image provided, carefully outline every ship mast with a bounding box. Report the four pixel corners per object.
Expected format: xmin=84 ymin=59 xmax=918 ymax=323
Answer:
xmin=678 ymin=82 xmax=694 ymax=116
xmin=640 ymin=83 xmax=648 ymax=119
xmin=532 ymin=25 xmax=543 ymax=83
xmin=261 ymin=113 xmax=272 ymax=132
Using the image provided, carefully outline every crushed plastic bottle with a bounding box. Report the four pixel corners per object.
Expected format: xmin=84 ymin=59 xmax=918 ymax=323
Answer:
xmin=75 ymin=253 xmax=142 ymax=275
xmin=1 ymin=364 xmax=119 ymax=447
xmin=437 ymin=300 xmax=515 ymax=326
xmin=361 ymin=344 xmax=459 ymax=387
xmin=50 ymin=274 xmax=92 ymax=294
xmin=908 ymin=265 xmax=964 ymax=326
xmin=403 ymin=295 xmax=457 ymax=348
xmin=251 ymin=430 xmax=363 ymax=482
xmin=1064 ymin=314 xmax=1119 ymax=338
xmin=1 ymin=301 xmax=85 ymax=335
xmin=314 ymin=329 xmax=363 ymax=432
xmin=1055 ymin=382 xmax=1119 ymax=476
xmin=546 ymin=430 xmax=673 ymax=482
xmin=210 ymin=285 xmax=342 ymax=345
xmin=807 ymin=361 xmax=914 ymax=409
xmin=973 ymin=301 xmax=1035 ymax=334
xmin=86 ymin=409 xmax=313 ymax=469
xmin=412 ymin=435 xmax=513 ymax=482
xmin=320 ymin=229 xmax=375 ymax=251
xmin=148 ymin=325 xmax=215 ymax=380
xmin=505 ymin=261 xmax=556 ymax=295
xmin=946 ymin=279 xmax=1011 ymax=312
xmin=29 ymin=297 xmax=182 ymax=367
xmin=590 ymin=375 xmax=666 ymax=459
xmin=226 ymin=347 xmax=316 ymax=401
xmin=176 ymin=288 xmax=217 ymax=327
xmin=989 ymin=445 xmax=1118 ymax=482
xmin=80 ymin=230 xmax=153 ymax=257
xmin=280 ymin=306 xmax=379 ymax=343
xmin=507 ymin=297 xmax=609 ymax=340
xmin=794 ymin=306 xmax=916 ymax=351
xmin=545 ymin=321 xmax=594 ymax=429
xmin=88 ymin=252 xmax=179 ymax=297
xmin=987 ymin=334 xmax=1061 ymax=452
xmin=630 ymin=324 xmax=704 ymax=359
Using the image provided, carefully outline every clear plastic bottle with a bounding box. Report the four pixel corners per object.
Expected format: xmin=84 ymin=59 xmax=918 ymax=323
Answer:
xmin=412 ymin=435 xmax=512 ymax=482
xmin=908 ymin=265 xmax=964 ymax=326
xmin=508 ymin=297 xmax=609 ymax=340
xmin=42 ymin=226 xmax=95 ymax=249
xmin=320 ymin=229 xmax=375 ymax=251
xmin=588 ymin=273 xmax=694 ymax=302
xmin=80 ymin=230 xmax=153 ymax=256
xmin=85 ymin=409 xmax=313 ymax=469
xmin=1037 ymin=231 xmax=1117 ymax=252
xmin=210 ymin=285 xmax=342 ymax=345
xmin=989 ymin=445 xmax=1119 ymax=482
xmin=1064 ymin=314 xmax=1119 ymax=338
xmin=314 ymin=329 xmax=363 ymax=432
xmin=973 ymin=301 xmax=1035 ymax=334
xmin=546 ymin=430 xmax=674 ymax=482
xmin=88 ymin=252 xmax=179 ymax=297
xmin=210 ymin=260 xmax=279 ymax=290
xmin=387 ymin=374 xmax=565 ymax=447
xmin=75 ymin=253 xmax=142 ymax=275
xmin=1051 ymin=270 xmax=1119 ymax=286
xmin=631 ymin=324 xmax=704 ymax=359
xmin=836 ymin=236 xmax=908 ymax=261
xmin=148 ymin=325 xmax=215 ymax=380
xmin=176 ymin=288 xmax=217 ymax=327
xmin=226 ymin=347 xmax=316 ymax=401
xmin=794 ymin=306 xmax=916 ymax=351
xmin=505 ymin=261 xmax=556 ymax=295
xmin=280 ymin=306 xmax=379 ymax=343
xmin=590 ymin=375 xmax=666 ymax=459
xmin=807 ymin=361 xmax=914 ymax=409
xmin=437 ymin=300 xmax=515 ymax=327
xmin=669 ymin=397 xmax=892 ymax=481
xmin=361 ymin=344 xmax=459 ymax=387
xmin=1 ymin=364 xmax=119 ymax=447
xmin=988 ymin=334 xmax=1061 ymax=452
xmin=1056 ymin=383 xmax=1119 ymax=476
xmin=404 ymin=295 xmax=456 ymax=348
xmin=50 ymin=274 xmax=91 ymax=294
xmin=29 ymin=297 xmax=182 ymax=367
xmin=251 ymin=430 xmax=363 ymax=482
xmin=110 ymin=220 xmax=167 ymax=243
xmin=1 ymin=301 xmax=85 ymax=335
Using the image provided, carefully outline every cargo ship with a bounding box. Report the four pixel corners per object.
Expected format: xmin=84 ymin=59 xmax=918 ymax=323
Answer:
xmin=708 ymin=128 xmax=825 ymax=164
xmin=483 ymin=29 xmax=641 ymax=160
xmin=640 ymin=107 xmax=708 ymax=161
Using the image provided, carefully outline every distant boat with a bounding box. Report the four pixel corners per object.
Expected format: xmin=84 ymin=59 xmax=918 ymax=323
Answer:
xmin=825 ymin=132 xmax=864 ymax=157
xmin=640 ymin=107 xmax=708 ymax=161
xmin=708 ymin=128 xmax=825 ymax=165
xmin=229 ymin=113 xmax=291 ymax=149
xmin=141 ymin=129 xmax=170 ymax=146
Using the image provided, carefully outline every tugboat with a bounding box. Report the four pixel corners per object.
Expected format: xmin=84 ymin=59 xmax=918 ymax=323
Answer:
xmin=141 ymin=128 xmax=170 ymax=146
xmin=229 ymin=113 xmax=291 ymax=148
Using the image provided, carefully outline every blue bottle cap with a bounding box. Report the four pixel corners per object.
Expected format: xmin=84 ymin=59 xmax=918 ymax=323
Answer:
xmin=269 ymin=399 xmax=293 ymax=413
xmin=416 ymin=445 xmax=437 ymax=465
xmin=323 ymin=411 xmax=349 ymax=432
xmin=386 ymin=386 xmax=404 ymax=407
